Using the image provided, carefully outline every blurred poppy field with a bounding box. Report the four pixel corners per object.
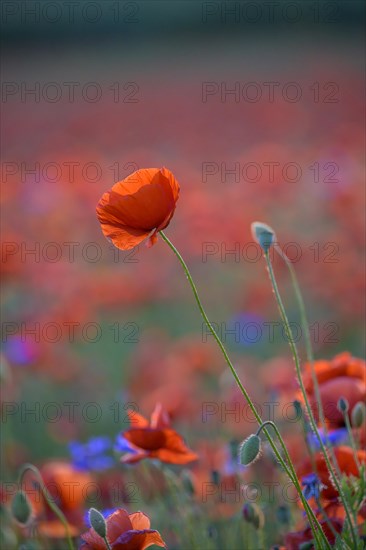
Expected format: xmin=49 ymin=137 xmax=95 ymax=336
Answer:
xmin=1 ymin=2 xmax=365 ymax=549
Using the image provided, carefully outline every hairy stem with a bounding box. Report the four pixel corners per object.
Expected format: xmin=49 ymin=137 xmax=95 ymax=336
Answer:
xmin=160 ymin=230 xmax=330 ymax=549
xmin=264 ymin=251 xmax=357 ymax=547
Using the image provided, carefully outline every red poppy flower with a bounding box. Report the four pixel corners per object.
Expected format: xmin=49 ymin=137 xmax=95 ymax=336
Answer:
xmin=297 ymin=446 xmax=366 ymax=501
xmin=324 ymin=499 xmax=366 ymax=527
xmin=23 ymin=461 xmax=93 ymax=539
xmin=80 ymin=508 xmax=166 ymax=549
xmin=301 ymin=352 xmax=365 ymax=428
xmin=96 ymin=167 xmax=180 ymax=250
xmin=295 ymin=446 xmax=366 ymax=539
xmin=117 ymin=403 xmax=198 ymax=465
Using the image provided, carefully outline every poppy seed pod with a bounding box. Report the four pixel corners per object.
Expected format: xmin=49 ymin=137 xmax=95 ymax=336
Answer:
xmin=89 ymin=508 xmax=107 ymax=539
xmin=11 ymin=491 xmax=31 ymax=525
xmin=251 ymin=222 xmax=276 ymax=253
xmin=238 ymin=434 xmax=261 ymax=466
xmin=351 ymin=402 xmax=366 ymax=428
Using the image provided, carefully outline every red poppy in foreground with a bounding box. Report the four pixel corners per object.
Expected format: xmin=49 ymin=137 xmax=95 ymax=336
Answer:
xmin=301 ymin=352 xmax=365 ymax=428
xmin=96 ymin=167 xmax=180 ymax=250
xmin=117 ymin=403 xmax=198 ymax=465
xmin=296 ymin=446 xmax=366 ymax=535
xmin=298 ymin=445 xmax=366 ymax=501
xmin=80 ymin=508 xmax=166 ymax=549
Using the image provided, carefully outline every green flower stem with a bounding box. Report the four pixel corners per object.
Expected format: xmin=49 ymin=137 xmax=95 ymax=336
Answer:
xmin=315 ymin=498 xmax=340 ymax=542
xmin=19 ymin=464 xmax=75 ymax=550
xmin=274 ymin=245 xmax=327 ymax=428
xmin=160 ymin=231 xmax=329 ymax=549
xmin=297 ymin=410 xmax=341 ymax=542
xmin=275 ymin=246 xmax=343 ymax=478
xmin=255 ymin=421 xmax=327 ymax=548
xmin=158 ymin=464 xmax=199 ymax=550
xmin=104 ymin=537 xmax=112 ymax=550
xmin=275 ymin=245 xmax=346 ymax=534
xmin=343 ymin=413 xmax=361 ymax=473
xmin=264 ymin=251 xmax=357 ymax=548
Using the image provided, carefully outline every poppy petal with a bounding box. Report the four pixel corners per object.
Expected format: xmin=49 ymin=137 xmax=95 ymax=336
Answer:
xmin=113 ymin=529 xmax=166 ymax=549
xmin=150 ymin=403 xmax=170 ymax=429
xmin=80 ymin=529 xmax=106 ymax=550
xmin=151 ymin=429 xmax=199 ymax=464
xmin=127 ymin=410 xmax=149 ymax=428
xmin=106 ymin=509 xmax=134 ymax=542
xmin=97 ymin=219 xmax=151 ymax=251
xmin=129 ymin=512 xmax=150 ymax=531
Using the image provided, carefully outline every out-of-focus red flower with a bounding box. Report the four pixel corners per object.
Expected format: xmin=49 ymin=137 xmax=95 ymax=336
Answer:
xmin=118 ymin=403 xmax=198 ymax=465
xmin=295 ymin=446 xmax=366 ymax=538
xmin=284 ymin=518 xmax=343 ymax=549
xmin=96 ymin=167 xmax=180 ymax=250
xmin=298 ymin=446 xmax=365 ymax=501
xmin=301 ymin=352 xmax=366 ymax=428
xmin=324 ymin=498 xmax=366 ymax=527
xmin=127 ymin=332 xmax=221 ymax=424
xmin=24 ymin=461 xmax=93 ymax=539
xmin=80 ymin=508 xmax=166 ymax=550
xmin=191 ymin=440 xmax=248 ymax=519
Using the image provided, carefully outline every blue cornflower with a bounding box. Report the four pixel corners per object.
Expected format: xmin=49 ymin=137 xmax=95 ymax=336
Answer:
xmin=301 ymin=473 xmax=326 ymax=501
xmin=307 ymin=428 xmax=348 ymax=450
xmin=4 ymin=336 xmax=37 ymax=366
xmin=229 ymin=313 xmax=265 ymax=346
xmin=68 ymin=436 xmax=115 ymax=471
xmin=223 ymin=441 xmax=246 ymax=475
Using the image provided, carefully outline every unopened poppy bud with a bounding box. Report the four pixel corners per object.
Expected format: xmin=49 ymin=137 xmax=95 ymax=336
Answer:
xmin=238 ymin=434 xmax=261 ymax=466
xmin=351 ymin=402 xmax=366 ymax=428
xmin=242 ymin=502 xmax=264 ymax=530
xmin=11 ymin=491 xmax=31 ymax=525
xmin=89 ymin=508 xmax=107 ymax=539
xmin=251 ymin=222 xmax=276 ymax=253
xmin=337 ymin=397 xmax=349 ymax=414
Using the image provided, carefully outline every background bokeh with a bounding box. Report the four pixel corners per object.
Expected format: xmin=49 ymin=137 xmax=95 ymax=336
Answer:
xmin=1 ymin=1 xmax=365 ymax=546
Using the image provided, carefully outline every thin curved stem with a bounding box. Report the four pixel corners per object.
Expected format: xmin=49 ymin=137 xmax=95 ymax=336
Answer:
xmin=275 ymin=245 xmax=326 ymax=422
xmin=344 ymin=413 xmax=361 ymax=474
xmin=264 ymin=251 xmax=357 ymax=547
xmin=19 ymin=464 xmax=75 ymax=550
xmin=160 ymin=230 xmax=330 ymax=549
xmin=275 ymin=246 xmax=342 ymax=473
